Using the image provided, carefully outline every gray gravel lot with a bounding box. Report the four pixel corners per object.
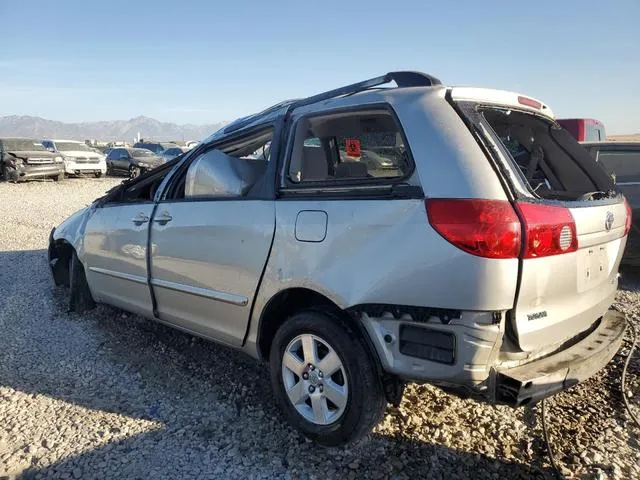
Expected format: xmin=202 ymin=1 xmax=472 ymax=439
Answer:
xmin=0 ymin=178 xmax=638 ymax=479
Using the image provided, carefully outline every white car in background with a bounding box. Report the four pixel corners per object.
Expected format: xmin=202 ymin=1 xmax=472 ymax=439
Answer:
xmin=42 ymin=139 xmax=107 ymax=178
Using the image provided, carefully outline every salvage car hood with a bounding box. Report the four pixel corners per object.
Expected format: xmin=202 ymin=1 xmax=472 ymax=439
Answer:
xmin=6 ymin=150 xmax=56 ymax=160
xmin=132 ymin=155 xmax=164 ymax=166
xmin=61 ymin=150 xmax=105 ymax=159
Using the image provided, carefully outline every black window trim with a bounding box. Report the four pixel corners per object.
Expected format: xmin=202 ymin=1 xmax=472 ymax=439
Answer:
xmin=279 ymin=103 xmax=417 ymax=194
xmin=157 ymin=123 xmax=278 ymax=204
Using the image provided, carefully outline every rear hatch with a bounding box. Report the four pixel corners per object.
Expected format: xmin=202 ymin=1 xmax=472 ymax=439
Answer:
xmin=449 ymin=88 xmax=629 ymax=352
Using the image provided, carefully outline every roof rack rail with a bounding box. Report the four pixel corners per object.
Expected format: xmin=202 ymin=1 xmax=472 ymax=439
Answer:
xmin=223 ymin=71 xmax=440 ymax=135
xmin=291 ymin=70 xmax=441 ymax=109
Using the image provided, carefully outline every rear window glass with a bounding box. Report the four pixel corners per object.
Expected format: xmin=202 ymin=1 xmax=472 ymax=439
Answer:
xmin=597 ymin=150 xmax=640 ymax=183
xmin=288 ymin=110 xmax=410 ymax=183
xmin=482 ymin=108 xmax=613 ymax=199
xmin=586 ymin=123 xmax=605 ymax=142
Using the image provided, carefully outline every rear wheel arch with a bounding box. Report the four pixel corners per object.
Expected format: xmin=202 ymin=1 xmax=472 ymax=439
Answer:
xmin=256 ymin=288 xmax=382 ymax=373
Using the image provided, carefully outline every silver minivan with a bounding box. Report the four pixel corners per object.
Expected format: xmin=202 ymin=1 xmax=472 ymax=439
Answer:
xmin=49 ymin=72 xmax=629 ymax=445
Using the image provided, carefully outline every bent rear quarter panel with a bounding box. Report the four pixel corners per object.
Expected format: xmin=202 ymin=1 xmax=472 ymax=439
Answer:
xmin=245 ymin=199 xmax=519 ymax=356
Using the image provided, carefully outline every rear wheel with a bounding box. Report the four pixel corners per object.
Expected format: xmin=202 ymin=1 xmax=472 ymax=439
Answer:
xmin=94 ymin=171 xmax=103 ymax=178
xmin=269 ymin=310 xmax=386 ymax=446
xmin=68 ymin=250 xmax=96 ymax=313
xmin=53 ymin=173 xmax=64 ymax=182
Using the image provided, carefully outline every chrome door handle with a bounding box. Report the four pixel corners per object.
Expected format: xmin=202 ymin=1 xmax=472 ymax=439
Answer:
xmin=132 ymin=213 xmax=150 ymax=225
xmin=154 ymin=212 xmax=173 ymax=225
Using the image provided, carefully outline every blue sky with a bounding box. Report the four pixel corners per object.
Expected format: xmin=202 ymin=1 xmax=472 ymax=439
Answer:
xmin=0 ymin=0 xmax=638 ymax=133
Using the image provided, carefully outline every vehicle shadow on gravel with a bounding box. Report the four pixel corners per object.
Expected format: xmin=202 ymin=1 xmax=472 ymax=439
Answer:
xmin=9 ymin=301 xmax=555 ymax=479
xmin=18 ymin=430 xmax=558 ymax=480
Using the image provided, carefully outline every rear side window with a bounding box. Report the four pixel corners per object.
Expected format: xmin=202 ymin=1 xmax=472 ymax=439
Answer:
xmin=586 ymin=123 xmax=605 ymax=142
xmin=597 ymin=150 xmax=640 ymax=183
xmin=288 ymin=109 xmax=411 ymax=183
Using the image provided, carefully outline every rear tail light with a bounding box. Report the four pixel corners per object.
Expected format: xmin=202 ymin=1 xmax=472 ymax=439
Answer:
xmin=426 ymin=199 xmax=521 ymax=259
xmin=516 ymin=202 xmax=577 ymax=258
xmin=426 ymin=199 xmax=580 ymax=260
xmin=624 ymin=197 xmax=632 ymax=235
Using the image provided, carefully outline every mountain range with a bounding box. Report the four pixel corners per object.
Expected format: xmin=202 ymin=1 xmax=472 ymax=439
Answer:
xmin=0 ymin=115 xmax=226 ymax=142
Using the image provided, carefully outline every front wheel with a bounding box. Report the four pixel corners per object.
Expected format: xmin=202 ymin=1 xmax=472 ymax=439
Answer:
xmin=129 ymin=165 xmax=141 ymax=179
xmin=269 ymin=310 xmax=387 ymax=446
xmin=94 ymin=171 xmax=103 ymax=178
xmin=53 ymin=173 xmax=64 ymax=182
xmin=68 ymin=250 xmax=96 ymax=313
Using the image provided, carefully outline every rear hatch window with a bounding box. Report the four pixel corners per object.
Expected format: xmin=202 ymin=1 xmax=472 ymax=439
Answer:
xmin=481 ymin=108 xmax=615 ymax=201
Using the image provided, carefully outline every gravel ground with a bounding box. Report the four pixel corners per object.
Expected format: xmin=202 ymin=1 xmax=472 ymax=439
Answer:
xmin=0 ymin=178 xmax=638 ymax=480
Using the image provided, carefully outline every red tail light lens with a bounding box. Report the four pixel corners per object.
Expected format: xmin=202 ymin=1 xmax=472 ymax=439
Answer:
xmin=624 ymin=197 xmax=632 ymax=235
xmin=516 ymin=202 xmax=577 ymax=258
xmin=426 ymin=199 xmax=521 ymax=259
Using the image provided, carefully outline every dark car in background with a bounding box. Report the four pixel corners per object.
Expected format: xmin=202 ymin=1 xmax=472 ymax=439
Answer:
xmin=106 ymin=147 xmax=165 ymax=178
xmin=0 ymin=138 xmax=65 ymax=182
xmin=584 ymin=141 xmax=640 ymax=265
xmin=133 ymin=141 xmax=180 ymax=155
xmin=160 ymin=146 xmax=185 ymax=163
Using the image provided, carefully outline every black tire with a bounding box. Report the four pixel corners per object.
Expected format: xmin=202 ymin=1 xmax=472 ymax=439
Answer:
xmin=106 ymin=162 xmax=113 ymax=176
xmin=269 ymin=310 xmax=387 ymax=446
xmin=53 ymin=173 xmax=64 ymax=182
xmin=129 ymin=165 xmax=141 ymax=179
xmin=68 ymin=250 xmax=96 ymax=313
xmin=94 ymin=171 xmax=103 ymax=178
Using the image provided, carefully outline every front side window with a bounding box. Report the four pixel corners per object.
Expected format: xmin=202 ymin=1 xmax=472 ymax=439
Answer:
xmin=597 ymin=150 xmax=640 ymax=183
xmin=288 ymin=109 xmax=411 ymax=184
xmin=167 ymin=129 xmax=273 ymax=199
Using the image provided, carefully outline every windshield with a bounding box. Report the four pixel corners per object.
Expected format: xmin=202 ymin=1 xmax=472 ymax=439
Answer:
xmin=131 ymin=148 xmax=155 ymax=157
xmin=55 ymin=141 xmax=93 ymax=152
xmin=163 ymin=147 xmax=183 ymax=155
xmin=2 ymin=139 xmax=46 ymax=151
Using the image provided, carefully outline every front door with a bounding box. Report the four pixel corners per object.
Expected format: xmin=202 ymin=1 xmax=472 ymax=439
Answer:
xmin=149 ymin=200 xmax=275 ymax=346
xmin=83 ymin=203 xmax=155 ymax=317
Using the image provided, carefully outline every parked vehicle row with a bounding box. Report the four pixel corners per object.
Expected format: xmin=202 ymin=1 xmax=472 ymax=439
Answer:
xmin=50 ymin=71 xmax=630 ymax=446
xmin=0 ymin=138 xmax=186 ymax=182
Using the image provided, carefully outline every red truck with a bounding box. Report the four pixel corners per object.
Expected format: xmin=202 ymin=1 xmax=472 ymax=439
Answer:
xmin=557 ymin=118 xmax=606 ymax=142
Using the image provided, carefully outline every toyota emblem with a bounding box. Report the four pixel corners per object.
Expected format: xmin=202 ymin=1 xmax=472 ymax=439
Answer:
xmin=605 ymin=211 xmax=614 ymax=231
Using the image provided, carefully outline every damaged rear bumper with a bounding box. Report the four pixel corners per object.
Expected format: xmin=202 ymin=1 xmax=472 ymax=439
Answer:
xmin=494 ymin=309 xmax=626 ymax=406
